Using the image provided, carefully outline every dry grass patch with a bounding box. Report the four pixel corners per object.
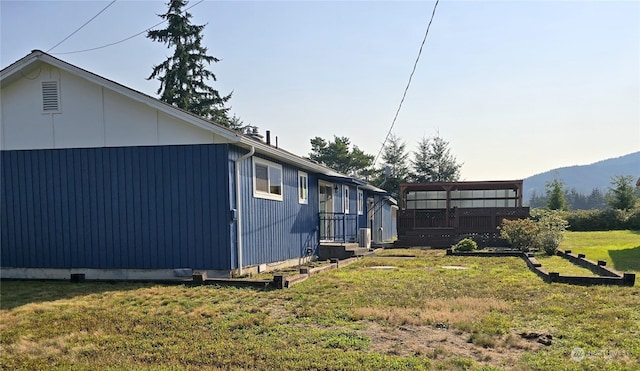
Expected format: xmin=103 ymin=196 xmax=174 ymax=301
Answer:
xmin=353 ymin=296 xmax=510 ymax=328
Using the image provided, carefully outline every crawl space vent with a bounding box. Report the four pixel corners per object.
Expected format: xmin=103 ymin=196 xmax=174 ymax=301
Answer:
xmin=42 ymin=81 xmax=60 ymax=112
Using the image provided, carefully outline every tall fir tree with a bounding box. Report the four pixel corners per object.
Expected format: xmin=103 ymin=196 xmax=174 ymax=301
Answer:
xmin=411 ymin=136 xmax=431 ymax=183
xmin=607 ymin=175 xmax=638 ymax=210
xmin=376 ymin=133 xmax=410 ymax=196
xmin=545 ymin=177 xmax=568 ymax=210
xmin=411 ymin=133 xmax=462 ymax=182
xmin=147 ymin=0 xmax=231 ymax=126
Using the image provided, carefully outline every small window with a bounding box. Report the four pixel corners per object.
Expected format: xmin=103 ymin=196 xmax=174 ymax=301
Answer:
xmin=42 ymin=81 xmax=60 ymax=113
xmin=357 ymin=189 xmax=364 ymax=215
xmin=298 ymin=171 xmax=308 ymax=204
xmin=344 ymin=186 xmax=350 ymax=213
xmin=253 ymin=157 xmax=283 ymax=201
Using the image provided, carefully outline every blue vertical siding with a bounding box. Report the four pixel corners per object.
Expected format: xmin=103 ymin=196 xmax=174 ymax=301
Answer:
xmin=229 ymin=147 xmax=320 ymax=268
xmin=1 ymin=144 xmax=232 ymax=270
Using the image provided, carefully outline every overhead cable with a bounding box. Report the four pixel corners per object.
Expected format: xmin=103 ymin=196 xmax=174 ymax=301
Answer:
xmin=47 ymin=0 xmax=118 ymax=53
xmin=52 ymin=0 xmax=204 ymax=55
xmin=374 ymin=0 xmax=440 ymax=166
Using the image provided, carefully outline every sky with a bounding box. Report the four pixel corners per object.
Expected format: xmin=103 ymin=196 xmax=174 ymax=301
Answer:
xmin=1 ymin=0 xmax=639 ymax=181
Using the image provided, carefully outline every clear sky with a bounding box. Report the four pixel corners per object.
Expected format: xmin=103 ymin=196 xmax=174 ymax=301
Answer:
xmin=2 ymin=0 xmax=638 ymax=181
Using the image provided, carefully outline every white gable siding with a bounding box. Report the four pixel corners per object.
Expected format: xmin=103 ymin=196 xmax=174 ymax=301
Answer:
xmin=53 ymin=70 xmax=104 ymax=148
xmin=1 ymin=66 xmax=56 ymax=149
xmin=1 ymin=63 xmax=226 ymax=150
xmin=158 ymin=112 xmax=216 ymax=145
xmin=104 ymin=88 xmax=158 ymax=146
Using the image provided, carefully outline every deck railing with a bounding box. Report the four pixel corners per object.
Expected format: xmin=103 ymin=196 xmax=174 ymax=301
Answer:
xmin=319 ymin=212 xmax=358 ymax=243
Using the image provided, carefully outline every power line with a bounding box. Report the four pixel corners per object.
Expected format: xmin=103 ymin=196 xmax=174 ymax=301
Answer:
xmin=52 ymin=0 xmax=204 ymax=55
xmin=374 ymin=0 xmax=440 ymax=166
xmin=47 ymin=0 xmax=117 ymax=53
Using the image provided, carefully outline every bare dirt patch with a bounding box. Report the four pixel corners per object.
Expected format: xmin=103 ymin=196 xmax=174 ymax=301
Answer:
xmin=360 ymin=322 xmax=545 ymax=368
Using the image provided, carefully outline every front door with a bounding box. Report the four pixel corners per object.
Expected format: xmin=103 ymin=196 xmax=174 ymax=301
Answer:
xmin=319 ymin=182 xmax=334 ymax=241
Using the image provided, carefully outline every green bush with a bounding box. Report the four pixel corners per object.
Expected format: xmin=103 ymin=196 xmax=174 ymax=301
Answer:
xmin=562 ymin=207 xmax=640 ymax=231
xmin=453 ymin=238 xmax=477 ymax=252
xmin=536 ymin=211 xmax=568 ymax=255
xmin=499 ymin=218 xmax=540 ymax=251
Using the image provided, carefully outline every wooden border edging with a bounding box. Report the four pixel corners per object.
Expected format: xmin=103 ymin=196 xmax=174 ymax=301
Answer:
xmin=448 ymin=249 xmax=635 ymax=286
xmin=271 ymin=257 xmax=362 ymax=289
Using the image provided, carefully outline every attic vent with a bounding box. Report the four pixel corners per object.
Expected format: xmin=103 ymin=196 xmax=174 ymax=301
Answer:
xmin=42 ymin=81 xmax=60 ymax=112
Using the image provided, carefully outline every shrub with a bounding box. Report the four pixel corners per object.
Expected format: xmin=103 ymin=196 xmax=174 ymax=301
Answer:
xmin=536 ymin=211 xmax=569 ymax=255
xmin=499 ymin=218 xmax=540 ymax=251
xmin=562 ymin=207 xmax=640 ymax=231
xmin=453 ymin=238 xmax=477 ymax=252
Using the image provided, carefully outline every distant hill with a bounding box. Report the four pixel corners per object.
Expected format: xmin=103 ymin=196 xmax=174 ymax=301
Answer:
xmin=523 ymin=151 xmax=640 ymax=204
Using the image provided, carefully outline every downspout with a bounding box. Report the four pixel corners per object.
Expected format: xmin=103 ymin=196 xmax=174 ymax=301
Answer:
xmin=234 ymin=145 xmax=255 ymax=276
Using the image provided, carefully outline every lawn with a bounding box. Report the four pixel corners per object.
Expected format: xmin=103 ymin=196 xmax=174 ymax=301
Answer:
xmin=559 ymin=230 xmax=640 ymax=272
xmin=1 ymin=231 xmax=639 ymax=370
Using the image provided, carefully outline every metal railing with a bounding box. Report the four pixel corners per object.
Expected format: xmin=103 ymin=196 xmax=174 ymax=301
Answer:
xmin=319 ymin=212 xmax=358 ymax=243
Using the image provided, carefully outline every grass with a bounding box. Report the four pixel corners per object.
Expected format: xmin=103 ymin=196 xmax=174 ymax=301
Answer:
xmin=559 ymin=230 xmax=640 ymax=272
xmin=1 ymin=231 xmax=639 ymax=370
xmin=534 ymin=255 xmax=600 ymax=276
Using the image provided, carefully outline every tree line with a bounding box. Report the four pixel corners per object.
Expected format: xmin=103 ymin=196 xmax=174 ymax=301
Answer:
xmin=531 ymin=175 xmax=639 ymax=211
xmin=308 ymin=133 xmax=462 ymax=196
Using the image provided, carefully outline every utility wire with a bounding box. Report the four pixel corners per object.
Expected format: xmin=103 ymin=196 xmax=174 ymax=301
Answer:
xmin=47 ymin=0 xmax=117 ymax=53
xmin=52 ymin=0 xmax=204 ymax=55
xmin=374 ymin=0 xmax=440 ymax=166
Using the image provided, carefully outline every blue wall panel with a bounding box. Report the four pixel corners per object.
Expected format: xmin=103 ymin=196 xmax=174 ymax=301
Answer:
xmin=229 ymin=147 xmax=320 ymax=268
xmin=1 ymin=144 xmax=232 ymax=270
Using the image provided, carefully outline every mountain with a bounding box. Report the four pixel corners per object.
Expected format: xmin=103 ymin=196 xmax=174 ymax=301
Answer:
xmin=523 ymin=151 xmax=640 ymax=203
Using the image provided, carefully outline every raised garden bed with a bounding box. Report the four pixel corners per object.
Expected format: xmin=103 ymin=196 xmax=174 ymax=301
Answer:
xmin=447 ymin=248 xmax=636 ymax=286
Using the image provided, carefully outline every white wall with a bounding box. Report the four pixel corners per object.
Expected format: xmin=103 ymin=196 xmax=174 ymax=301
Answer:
xmin=1 ymin=62 xmax=225 ymax=150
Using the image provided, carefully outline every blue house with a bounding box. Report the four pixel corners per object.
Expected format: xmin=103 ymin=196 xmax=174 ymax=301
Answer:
xmin=0 ymin=51 xmax=396 ymax=280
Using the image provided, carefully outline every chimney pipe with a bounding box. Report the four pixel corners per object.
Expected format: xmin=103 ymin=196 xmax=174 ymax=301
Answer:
xmin=276 ymin=136 xmax=278 ymax=149
xmin=266 ymin=130 xmax=271 ymax=145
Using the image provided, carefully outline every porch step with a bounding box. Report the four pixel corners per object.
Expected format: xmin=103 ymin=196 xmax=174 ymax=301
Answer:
xmin=318 ymin=243 xmax=372 ymax=260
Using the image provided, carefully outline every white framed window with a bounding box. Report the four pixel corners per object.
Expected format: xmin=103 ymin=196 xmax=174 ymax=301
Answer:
xmin=357 ymin=189 xmax=364 ymax=215
xmin=298 ymin=171 xmax=308 ymax=204
xmin=253 ymin=157 xmax=283 ymax=201
xmin=344 ymin=186 xmax=350 ymax=213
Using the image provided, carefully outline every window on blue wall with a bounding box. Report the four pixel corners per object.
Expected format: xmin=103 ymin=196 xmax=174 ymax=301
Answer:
xmin=253 ymin=157 xmax=283 ymax=201
xmin=344 ymin=186 xmax=350 ymax=213
xmin=357 ymin=189 xmax=364 ymax=215
xmin=298 ymin=171 xmax=308 ymax=204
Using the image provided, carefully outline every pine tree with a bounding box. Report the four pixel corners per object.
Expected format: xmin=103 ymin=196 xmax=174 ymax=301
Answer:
xmin=308 ymin=136 xmax=374 ymax=179
xmin=147 ymin=0 xmax=231 ymax=126
xmin=607 ymin=175 xmax=638 ymax=210
xmin=411 ymin=136 xmax=431 ymax=182
xmin=411 ymin=133 xmax=462 ymax=182
xmin=376 ymin=133 xmax=410 ymax=196
xmin=545 ymin=177 xmax=568 ymax=210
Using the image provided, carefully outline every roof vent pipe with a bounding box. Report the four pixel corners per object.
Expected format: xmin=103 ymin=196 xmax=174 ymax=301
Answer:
xmin=266 ymin=130 xmax=271 ymax=145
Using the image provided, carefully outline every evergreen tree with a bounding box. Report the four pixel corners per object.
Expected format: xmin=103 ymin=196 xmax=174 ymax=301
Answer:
xmin=545 ymin=177 xmax=568 ymax=211
xmin=586 ymin=188 xmax=607 ymax=210
xmin=147 ymin=0 xmax=231 ymax=126
xmin=376 ymin=133 xmax=410 ymax=196
xmin=607 ymin=175 xmax=638 ymax=210
xmin=411 ymin=133 xmax=462 ymax=182
xmin=411 ymin=136 xmax=431 ymax=182
xmin=309 ymin=136 xmax=374 ymax=179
